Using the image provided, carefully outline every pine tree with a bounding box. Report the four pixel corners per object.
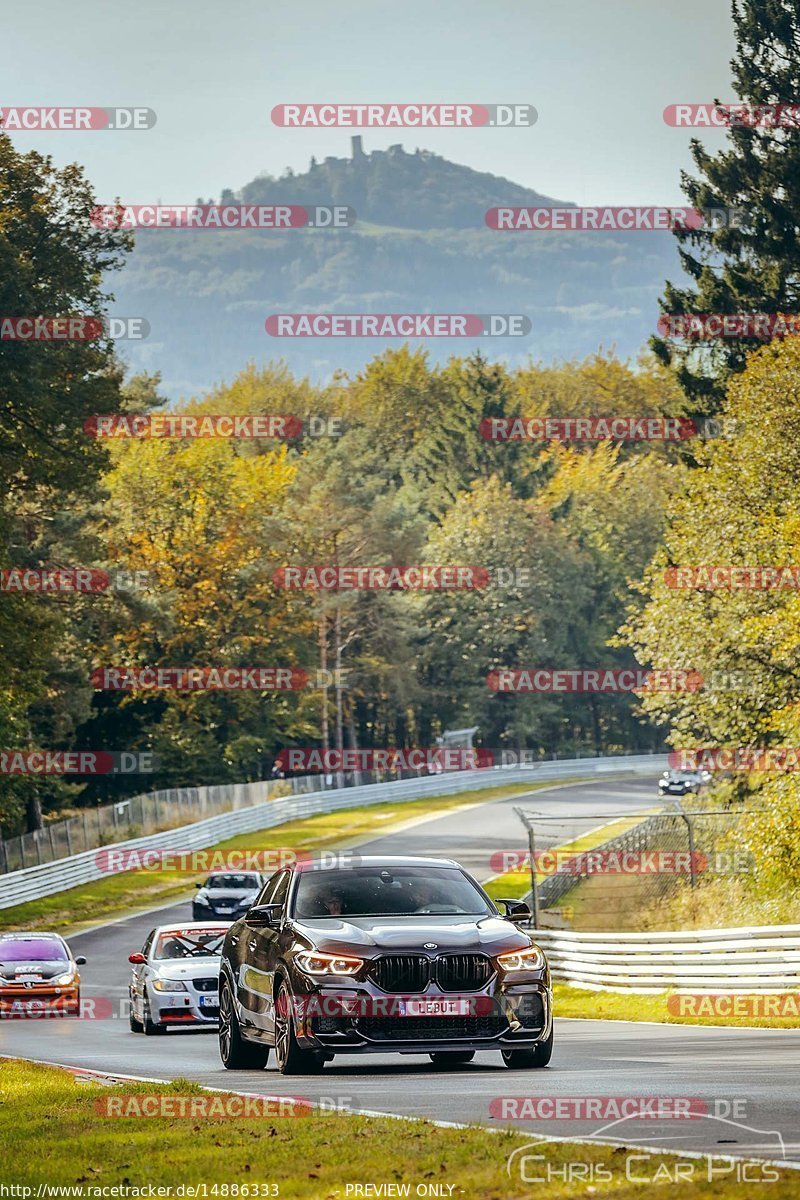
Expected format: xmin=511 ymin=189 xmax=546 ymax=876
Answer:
xmin=652 ymin=0 xmax=800 ymax=416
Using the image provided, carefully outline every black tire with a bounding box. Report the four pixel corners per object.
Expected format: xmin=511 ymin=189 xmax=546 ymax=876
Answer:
xmin=218 ymin=979 xmax=269 ymax=1069
xmin=129 ymin=995 xmax=144 ymax=1033
xmin=502 ymin=1029 xmax=553 ymax=1069
xmin=143 ymin=994 xmax=164 ymax=1036
xmin=274 ymin=983 xmax=325 ymax=1075
xmin=429 ymin=1051 xmax=475 ymax=1067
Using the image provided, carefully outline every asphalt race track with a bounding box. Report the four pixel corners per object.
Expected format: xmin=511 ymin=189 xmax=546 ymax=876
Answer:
xmin=2 ymin=776 xmax=798 ymax=1167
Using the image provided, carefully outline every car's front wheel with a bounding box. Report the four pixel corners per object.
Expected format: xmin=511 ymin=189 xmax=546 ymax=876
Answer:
xmin=129 ymin=994 xmax=144 ymax=1033
xmin=218 ymin=979 xmax=269 ymax=1069
xmin=274 ymin=983 xmax=325 ymax=1075
xmin=502 ymin=1029 xmax=553 ymax=1069
xmin=429 ymin=1051 xmax=475 ymax=1067
xmin=142 ymin=994 xmax=164 ymax=1036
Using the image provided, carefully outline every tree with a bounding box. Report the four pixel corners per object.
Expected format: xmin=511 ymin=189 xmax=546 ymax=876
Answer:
xmin=0 ymin=129 xmax=131 ymax=832
xmin=652 ymin=0 xmax=800 ymax=415
xmin=623 ymin=336 xmax=800 ymax=880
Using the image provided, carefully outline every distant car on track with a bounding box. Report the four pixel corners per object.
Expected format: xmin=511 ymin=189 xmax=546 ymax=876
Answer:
xmin=0 ymin=931 xmax=85 ymax=1016
xmin=658 ymin=768 xmax=711 ymax=796
xmin=128 ymin=922 xmax=228 ymax=1035
xmin=192 ymin=871 xmax=263 ymax=921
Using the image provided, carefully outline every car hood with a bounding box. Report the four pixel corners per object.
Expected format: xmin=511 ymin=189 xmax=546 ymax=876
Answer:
xmin=151 ymin=958 xmax=222 ymax=981
xmin=291 ymin=914 xmax=532 ymax=955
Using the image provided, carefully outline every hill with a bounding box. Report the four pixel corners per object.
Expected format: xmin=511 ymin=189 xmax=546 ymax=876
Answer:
xmin=111 ymin=139 xmax=679 ymax=397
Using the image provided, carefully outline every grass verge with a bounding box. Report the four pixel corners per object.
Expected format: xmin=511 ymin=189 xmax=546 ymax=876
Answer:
xmin=553 ymin=982 xmax=800 ymax=1029
xmin=0 ymin=782 xmax=542 ymax=936
xmin=1 ymin=1059 xmax=796 ymax=1198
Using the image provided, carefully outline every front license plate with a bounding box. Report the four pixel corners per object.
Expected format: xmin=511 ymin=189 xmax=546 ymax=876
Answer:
xmin=400 ymin=998 xmax=472 ymax=1017
xmin=199 ymin=994 xmax=218 ymax=1007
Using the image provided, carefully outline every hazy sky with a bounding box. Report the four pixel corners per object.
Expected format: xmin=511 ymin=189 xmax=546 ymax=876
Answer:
xmin=3 ymin=0 xmax=738 ymax=207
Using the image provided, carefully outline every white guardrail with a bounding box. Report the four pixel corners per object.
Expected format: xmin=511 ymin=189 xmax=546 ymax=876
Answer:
xmin=534 ymin=926 xmax=800 ymax=993
xmin=0 ymin=754 xmax=665 ymax=910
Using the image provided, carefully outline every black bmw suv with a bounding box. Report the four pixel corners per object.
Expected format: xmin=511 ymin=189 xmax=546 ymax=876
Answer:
xmin=218 ymin=855 xmax=552 ymax=1074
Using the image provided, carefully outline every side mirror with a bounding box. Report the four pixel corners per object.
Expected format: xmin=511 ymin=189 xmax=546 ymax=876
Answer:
xmin=74 ymin=955 xmax=87 ymax=966
xmin=195 ymin=882 xmax=203 ymax=889
xmin=244 ymin=904 xmax=282 ymax=929
xmin=495 ymin=898 xmax=532 ymax=925
xmin=128 ymin=952 xmax=146 ymax=964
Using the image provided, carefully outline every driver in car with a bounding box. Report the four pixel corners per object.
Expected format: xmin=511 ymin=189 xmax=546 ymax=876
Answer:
xmin=408 ymin=880 xmax=444 ymax=912
xmin=310 ymin=886 xmax=345 ymax=916
xmin=160 ymin=936 xmax=188 ymax=959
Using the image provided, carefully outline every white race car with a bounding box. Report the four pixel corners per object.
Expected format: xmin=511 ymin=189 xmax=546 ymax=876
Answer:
xmin=128 ymin=923 xmax=228 ymax=1035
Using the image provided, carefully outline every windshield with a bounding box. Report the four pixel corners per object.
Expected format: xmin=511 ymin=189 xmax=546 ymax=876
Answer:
xmin=293 ymin=867 xmax=492 ymax=919
xmin=205 ymin=874 xmax=259 ymax=889
xmin=0 ymin=937 xmax=68 ymax=963
xmin=153 ymin=930 xmax=225 ymax=960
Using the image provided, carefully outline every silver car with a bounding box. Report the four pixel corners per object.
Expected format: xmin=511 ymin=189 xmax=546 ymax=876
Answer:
xmin=128 ymin=923 xmax=228 ymax=1035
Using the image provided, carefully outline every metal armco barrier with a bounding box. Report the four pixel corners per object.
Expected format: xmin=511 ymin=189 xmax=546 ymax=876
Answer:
xmin=535 ymin=925 xmax=800 ymax=992
xmin=0 ymin=754 xmax=664 ymax=910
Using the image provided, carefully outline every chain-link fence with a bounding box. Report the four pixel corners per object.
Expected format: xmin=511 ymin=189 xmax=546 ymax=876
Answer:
xmin=513 ymin=799 xmax=753 ymax=931
xmin=0 ymin=747 xmax=663 ymax=875
xmin=0 ymin=777 xmax=319 ymax=873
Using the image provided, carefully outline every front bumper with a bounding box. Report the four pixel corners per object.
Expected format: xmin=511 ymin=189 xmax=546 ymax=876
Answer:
xmin=0 ymin=985 xmax=79 ymax=1017
xmin=149 ymin=985 xmax=219 ymax=1026
xmin=292 ymin=981 xmax=551 ymax=1054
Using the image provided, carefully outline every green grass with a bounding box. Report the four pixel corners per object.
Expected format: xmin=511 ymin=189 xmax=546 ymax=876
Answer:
xmin=0 ymin=782 xmax=542 ymax=935
xmin=1 ymin=1059 xmax=795 ymax=1198
xmin=554 ymin=982 xmax=800 ymax=1029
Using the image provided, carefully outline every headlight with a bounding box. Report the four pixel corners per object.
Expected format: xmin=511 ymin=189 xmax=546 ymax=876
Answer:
xmin=194 ymin=893 xmax=210 ymax=905
xmin=152 ymin=979 xmax=188 ymax=992
xmin=295 ymin=951 xmax=364 ymax=976
xmin=497 ymin=946 xmax=545 ymax=971
xmin=53 ymin=971 xmax=76 ymax=986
